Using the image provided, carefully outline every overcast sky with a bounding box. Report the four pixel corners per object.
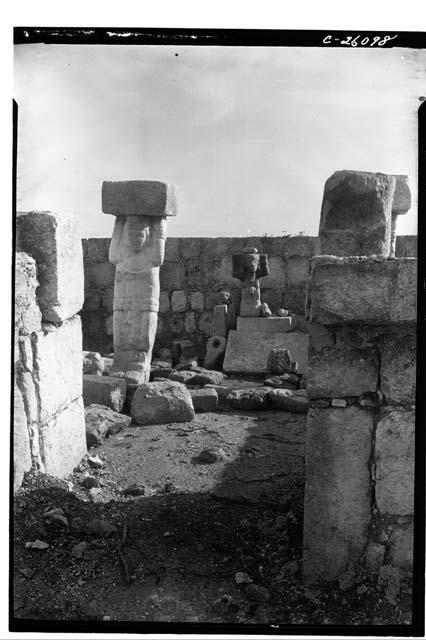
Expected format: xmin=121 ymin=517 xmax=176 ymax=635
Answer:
xmin=14 ymin=44 xmax=425 ymax=238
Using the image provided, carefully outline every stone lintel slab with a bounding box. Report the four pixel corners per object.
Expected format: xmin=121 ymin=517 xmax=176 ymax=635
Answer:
xmin=102 ymin=181 xmax=177 ymax=217
xmin=223 ymin=330 xmax=309 ymax=374
xmin=308 ymin=256 xmax=417 ymax=325
xmin=17 ymin=211 xmax=84 ymax=323
xmin=236 ymin=316 xmax=295 ymax=333
xmin=303 ymin=406 xmax=373 ymax=583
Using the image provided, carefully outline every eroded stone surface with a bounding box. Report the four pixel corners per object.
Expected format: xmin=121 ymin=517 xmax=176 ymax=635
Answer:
xmin=39 ymin=397 xmax=86 ymax=477
xmin=380 ymin=333 xmax=416 ymax=405
xmin=17 ymin=211 xmax=84 ymax=323
xmin=318 ymin=171 xmax=395 ymax=257
xmin=236 ymin=317 xmax=294 ymax=333
xmin=85 ymin=404 xmax=132 ymax=447
xmin=83 ymin=351 xmax=104 ymax=376
xmin=375 ymin=409 xmax=415 ymax=516
xmin=14 ymin=381 xmax=32 ymax=492
xmin=303 ymin=407 xmax=373 ymax=582
xmin=131 ymin=380 xmax=195 ymax=425
xmin=102 ymin=181 xmax=177 ymax=217
xmin=188 ymin=387 xmax=219 ymax=413
xmin=15 ymin=253 xmax=42 ymax=336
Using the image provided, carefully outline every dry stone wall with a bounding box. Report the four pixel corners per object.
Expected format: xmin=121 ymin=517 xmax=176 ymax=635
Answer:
xmin=14 ymin=212 xmax=87 ymax=492
xmin=303 ymin=255 xmax=416 ymax=583
xmin=81 ymin=234 xmax=416 ymax=359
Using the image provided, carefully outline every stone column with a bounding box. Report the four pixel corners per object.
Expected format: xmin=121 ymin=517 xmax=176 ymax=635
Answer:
xmin=232 ymin=247 xmax=269 ymax=317
xmin=102 ymin=180 xmax=177 ymax=384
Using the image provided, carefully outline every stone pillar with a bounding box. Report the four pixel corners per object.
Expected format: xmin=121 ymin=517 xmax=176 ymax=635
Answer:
xmin=102 ymin=180 xmax=177 ymax=384
xmin=232 ymin=247 xmax=269 ymax=317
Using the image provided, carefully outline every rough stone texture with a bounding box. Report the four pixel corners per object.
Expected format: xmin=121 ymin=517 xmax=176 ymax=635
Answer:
xmin=388 ymin=521 xmax=413 ymax=572
xmin=171 ymin=290 xmax=188 ymax=312
xmin=223 ymin=330 xmax=309 ymax=374
xmin=83 ymin=351 xmax=104 ymax=376
xmin=131 ymin=380 xmax=195 ymax=425
xmin=17 ymin=211 xmax=84 ymax=323
xmin=102 ymin=180 xmax=177 ymax=217
xmin=308 ymin=345 xmax=379 ymax=399
xmin=375 ymin=409 xmax=415 ymax=516
xmin=15 ymin=253 xmax=42 ymax=335
xmin=318 ymin=171 xmax=395 ymax=257
xmin=380 ymin=332 xmax=416 ymax=405
xmin=191 ymin=370 xmax=225 ymax=386
xmin=308 ymin=257 xmax=417 ymax=325
xmin=32 ymin=316 xmax=83 ymax=423
xmin=83 ymin=374 xmax=127 ymax=412
xmin=39 ymin=397 xmax=87 ymax=477
xmin=188 ymin=387 xmax=219 ymax=412
xmin=236 ymin=317 xmax=294 ymax=332
xmin=168 ymin=370 xmax=197 ymax=384
xmin=227 ymin=388 xmax=271 ymax=411
xmin=85 ymin=404 xmax=132 ymax=447
xmin=268 ymin=389 xmax=308 ymax=413
xmin=14 ymin=381 xmax=32 ymax=492
xmin=392 ymin=175 xmax=411 ymax=216
xmin=212 ymin=304 xmax=228 ymax=337
xmin=81 ymin=235 xmax=416 ymax=356
xmin=303 ymin=407 xmax=373 ymax=583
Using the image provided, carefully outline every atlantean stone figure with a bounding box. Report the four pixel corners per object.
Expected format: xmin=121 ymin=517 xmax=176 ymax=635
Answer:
xmin=232 ymin=247 xmax=269 ymax=317
xmin=102 ymin=180 xmax=177 ymax=384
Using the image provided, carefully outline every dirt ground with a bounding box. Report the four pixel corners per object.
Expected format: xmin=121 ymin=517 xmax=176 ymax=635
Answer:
xmin=12 ymin=407 xmax=413 ymax=632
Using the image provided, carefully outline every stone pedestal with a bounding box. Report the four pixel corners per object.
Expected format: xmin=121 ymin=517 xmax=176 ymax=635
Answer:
xmin=102 ymin=180 xmax=177 ymax=384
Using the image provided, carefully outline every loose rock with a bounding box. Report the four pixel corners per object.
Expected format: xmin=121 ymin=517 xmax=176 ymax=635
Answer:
xmin=245 ymin=583 xmax=270 ymax=603
xmin=131 ymin=381 xmax=195 ymax=426
xmin=83 ymin=351 xmax=104 ymax=376
xmin=235 ymin=571 xmax=253 ymax=584
xmin=122 ymin=483 xmax=146 ymax=497
xmin=88 ymin=455 xmax=104 ymax=469
xmin=85 ymin=518 xmax=117 ymax=537
xmin=188 ymin=387 xmax=219 ymax=412
xmin=227 ymin=388 xmax=271 ymax=411
xmin=268 ymin=389 xmax=308 ymax=413
xmin=168 ymin=370 xmax=197 ymax=384
xmin=81 ymin=475 xmax=100 ymax=489
xmin=192 ymin=447 xmax=226 ymax=465
xmin=85 ymin=404 xmax=132 ymax=448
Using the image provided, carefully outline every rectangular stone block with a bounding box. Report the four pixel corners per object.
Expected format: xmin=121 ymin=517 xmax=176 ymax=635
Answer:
xmin=380 ymin=332 xmax=416 ymax=405
xmin=190 ymin=291 xmax=204 ymax=311
xmin=17 ymin=211 xmax=84 ymax=323
xmin=223 ymin=330 xmax=309 ymax=374
xmin=236 ymin=316 xmax=294 ymax=333
xmin=32 ymin=316 xmax=83 ymax=423
xmin=303 ymin=406 xmax=374 ymax=582
xmin=83 ymin=374 xmax=127 ymax=412
xmin=213 ymin=305 xmax=227 ymax=337
xmin=102 ymin=181 xmax=177 ymax=217
xmin=286 ymin=256 xmax=310 ymax=287
xmin=395 ymin=235 xmax=417 ymax=258
xmin=39 ymin=397 xmax=86 ymax=477
xmin=308 ymin=257 xmax=417 ymax=325
xmin=375 ymin=409 xmax=415 ymax=516
xmin=307 ymin=345 xmax=379 ymax=399
xmin=15 ymin=252 xmax=42 ymax=335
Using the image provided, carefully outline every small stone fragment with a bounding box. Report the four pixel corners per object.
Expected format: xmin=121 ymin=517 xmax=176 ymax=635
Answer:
xmin=20 ymin=567 xmax=35 ymax=578
xmin=85 ymin=518 xmax=117 ymax=537
xmin=85 ymin=404 xmax=132 ymax=448
xmin=264 ymin=374 xmax=299 ymax=390
xmin=83 ymin=351 xmax=104 ymax=376
xmin=89 ymin=487 xmax=103 ymax=502
xmin=168 ymin=370 xmax=197 ymax=384
xmin=277 ymin=308 xmax=289 ymax=317
xmin=269 ymin=389 xmax=308 ymax=413
xmin=188 ymin=387 xmax=219 ymax=412
xmin=235 ymin=571 xmax=253 ymax=584
xmin=260 ymin=302 xmax=272 ymax=317
xmin=122 ymin=483 xmax=146 ymax=497
xmin=25 ymin=540 xmax=49 ymax=550
xmin=88 ymin=455 xmax=104 ymax=469
xmin=71 ymin=541 xmax=88 ymax=559
xmin=81 ymin=475 xmax=100 ymax=489
xmin=191 ymin=370 xmax=225 ymax=386
xmin=227 ymin=388 xmax=271 ymax=411
xmin=193 ymin=447 xmax=226 ymax=464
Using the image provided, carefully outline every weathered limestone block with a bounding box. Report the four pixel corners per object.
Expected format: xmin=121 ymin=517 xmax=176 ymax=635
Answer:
xmin=227 ymin=388 xmax=271 ymax=411
xmin=375 ymin=409 xmax=415 ymax=516
xmin=171 ymin=290 xmax=188 ymax=312
xmin=308 ymin=257 xmax=417 ymax=325
xmin=39 ymin=397 xmax=86 ymax=477
xmin=17 ymin=211 xmax=84 ymax=322
xmin=184 ymin=311 xmax=197 ymax=334
xmin=15 ymin=253 xmax=42 ymax=335
xmin=318 ymin=171 xmax=395 ymax=257
xmin=131 ymin=380 xmax=195 ymax=425
xmin=83 ymin=351 xmax=104 ymax=376
xmin=380 ymin=332 xmax=416 ymax=405
xmin=307 ymin=345 xmax=379 ymax=399
xmin=190 ymin=291 xmax=204 ymax=311
xmin=159 ymin=291 xmax=170 ymax=314
xmin=188 ymin=387 xmax=219 ymax=412
xmin=85 ymin=404 xmax=132 ymax=447
xmin=102 ymin=180 xmax=177 ymax=217
xmin=32 ymin=316 xmax=83 ymax=423
xmin=269 ymin=389 xmax=308 ymax=413
xmin=83 ymin=374 xmax=127 ymax=412
xmin=223 ymin=330 xmax=309 ymax=374
xmin=13 ymin=381 xmax=32 ymax=492
xmin=180 ymin=237 xmax=202 ymax=259
xmin=303 ymin=407 xmax=373 ymax=582
xmin=236 ymin=317 xmax=294 ymax=333
xmin=280 ymin=235 xmax=317 ymax=259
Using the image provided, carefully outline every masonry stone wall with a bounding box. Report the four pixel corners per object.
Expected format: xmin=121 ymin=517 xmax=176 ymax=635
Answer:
xmin=81 ymin=234 xmax=417 ymax=358
xmin=14 ymin=212 xmax=87 ymax=492
xmin=303 ymin=255 xmax=416 ymax=583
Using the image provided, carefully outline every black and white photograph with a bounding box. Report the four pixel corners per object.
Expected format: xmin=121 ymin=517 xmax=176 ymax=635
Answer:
xmin=10 ymin=23 xmax=425 ymax=637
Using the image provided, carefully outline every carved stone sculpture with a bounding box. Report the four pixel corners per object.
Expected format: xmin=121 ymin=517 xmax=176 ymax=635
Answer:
xmin=102 ymin=180 xmax=176 ymax=384
xmin=232 ymin=247 xmax=269 ymax=317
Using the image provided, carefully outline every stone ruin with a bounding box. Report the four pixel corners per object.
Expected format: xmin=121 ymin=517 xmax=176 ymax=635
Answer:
xmin=13 ymin=169 xmax=416 ymax=586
